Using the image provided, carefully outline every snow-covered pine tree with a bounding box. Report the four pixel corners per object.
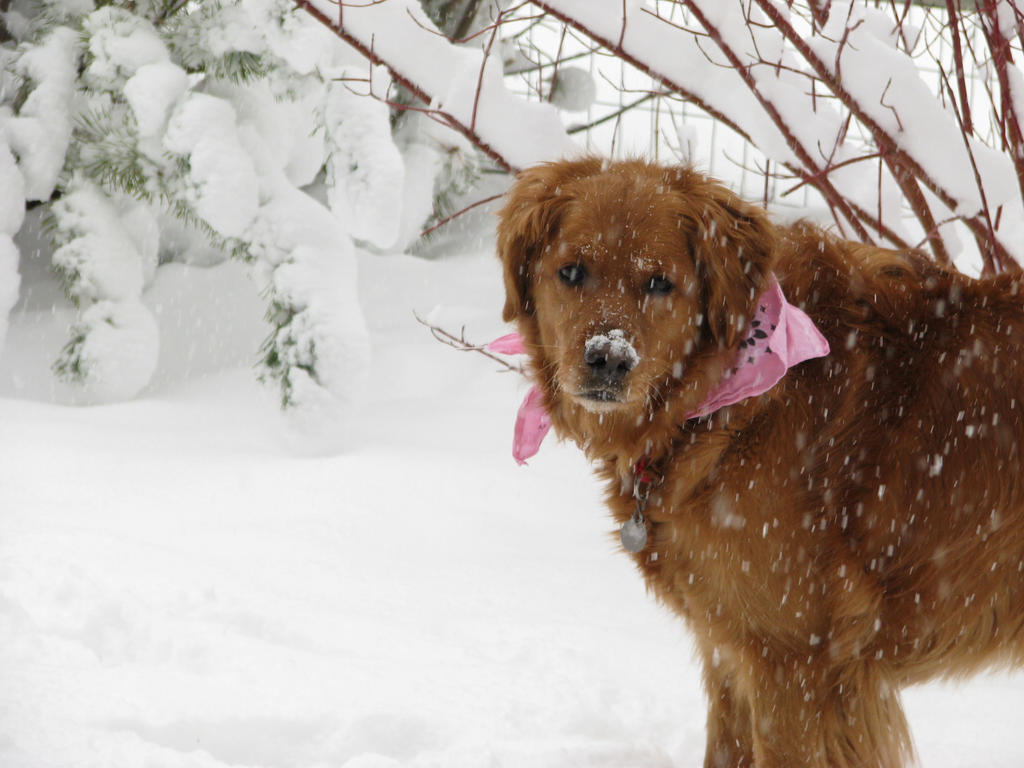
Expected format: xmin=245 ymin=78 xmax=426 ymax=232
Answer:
xmin=0 ymin=0 xmax=413 ymax=427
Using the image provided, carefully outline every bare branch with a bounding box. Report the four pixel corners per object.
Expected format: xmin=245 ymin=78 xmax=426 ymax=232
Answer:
xmin=530 ymin=1 xmax=751 ymax=139
xmin=682 ymin=0 xmax=875 ymax=242
xmin=618 ymin=0 xmax=628 ymax=50
xmin=750 ymin=0 xmax=1000 ymax=264
xmin=471 ymin=5 xmax=503 ymax=132
xmin=939 ymin=65 xmax=1011 ymax=273
xmin=809 ymin=0 xmax=832 ymax=31
xmin=780 ymin=151 xmax=885 ymax=197
xmin=980 ymin=0 xmax=1024 ymax=208
xmin=946 ymin=0 xmax=974 ymax=135
xmin=567 ymin=92 xmax=664 ymax=134
xmin=879 ymin=78 xmax=905 ymax=132
xmin=414 ymin=313 xmax=525 ymax=375
xmin=419 ymin=191 xmax=506 ymax=239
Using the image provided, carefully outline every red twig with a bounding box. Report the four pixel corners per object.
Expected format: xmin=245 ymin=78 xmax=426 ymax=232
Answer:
xmin=946 ymin=0 xmax=974 ymax=136
xmin=471 ymin=7 xmax=503 ymax=133
xmin=547 ymin=25 xmax=568 ymax=103
xmin=879 ymin=78 xmax=904 ymax=132
xmin=890 ymin=159 xmax=950 ymax=264
xmin=939 ymin=65 xmax=1008 ymax=274
xmin=618 ymin=0 xmax=627 ymax=50
xmin=780 ymin=151 xmax=884 ymax=196
xmin=833 ymin=10 xmax=860 ymax=87
xmin=837 ymin=197 xmax=913 ymax=249
xmin=762 ymin=158 xmax=771 ymax=208
xmin=414 ymin=313 xmax=525 ymax=375
xmin=419 ymin=192 xmax=506 ymax=239
xmin=809 ymin=0 xmax=831 ymax=31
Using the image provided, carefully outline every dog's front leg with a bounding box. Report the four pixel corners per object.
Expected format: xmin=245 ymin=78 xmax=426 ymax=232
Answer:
xmin=700 ymin=650 xmax=755 ymax=768
xmin=743 ymin=651 xmax=911 ymax=768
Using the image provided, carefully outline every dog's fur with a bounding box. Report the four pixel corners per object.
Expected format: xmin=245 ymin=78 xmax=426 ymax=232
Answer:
xmin=496 ymin=157 xmax=1024 ymax=768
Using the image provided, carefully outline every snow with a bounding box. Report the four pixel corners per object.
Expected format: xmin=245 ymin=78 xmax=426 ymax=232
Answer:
xmin=4 ymin=26 xmax=79 ymax=202
xmin=0 ymin=234 xmax=19 ymax=351
xmin=50 ymin=179 xmax=149 ymax=303
xmin=262 ymin=0 xmax=366 ymax=77
xmin=123 ymin=62 xmax=190 ymax=139
xmin=118 ymin=198 xmax=160 ymax=287
xmin=208 ymin=79 xmax=313 ymax=182
xmin=81 ymin=6 xmax=170 ymax=91
xmin=585 ymin=328 xmax=641 ymax=369
xmin=246 ymin=173 xmax=370 ymax=437
xmin=393 ymin=126 xmax=446 ymax=250
xmin=266 ymin=240 xmax=370 ymax=425
xmin=64 ymin=297 xmax=160 ymax=402
xmin=164 ymin=93 xmax=260 ymax=240
xmin=281 ymin=89 xmax=331 ymax=189
xmin=0 ymin=134 xmax=26 ymax=236
xmin=550 ymin=67 xmax=597 ymax=112
xmin=0 ymin=248 xmax=695 ymax=767
xmin=392 ymin=112 xmax=480 ymax=252
xmin=200 ymin=1 xmax=268 ymax=60
xmin=0 ymin=132 xmax=23 ymax=350
xmin=323 ymin=79 xmax=406 ymax=250
xmin=304 ymin=0 xmax=580 ymax=170
xmin=3 ymin=240 xmax=1024 ymax=767
xmin=43 ymin=176 xmax=162 ymax=401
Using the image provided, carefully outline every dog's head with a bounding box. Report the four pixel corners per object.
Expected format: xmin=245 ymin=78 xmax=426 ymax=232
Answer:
xmin=496 ymin=158 xmax=776 ymax=420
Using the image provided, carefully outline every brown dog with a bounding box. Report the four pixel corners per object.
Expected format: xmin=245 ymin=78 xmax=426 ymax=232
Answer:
xmin=496 ymin=157 xmax=1024 ymax=768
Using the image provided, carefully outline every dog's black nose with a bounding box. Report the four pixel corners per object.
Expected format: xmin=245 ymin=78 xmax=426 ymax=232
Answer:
xmin=584 ymin=330 xmax=638 ymax=385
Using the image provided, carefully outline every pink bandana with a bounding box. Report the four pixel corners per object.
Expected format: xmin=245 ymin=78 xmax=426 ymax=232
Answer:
xmin=489 ymin=278 xmax=829 ymax=465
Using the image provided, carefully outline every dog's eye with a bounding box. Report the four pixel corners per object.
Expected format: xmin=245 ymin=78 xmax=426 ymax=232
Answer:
xmin=645 ymin=276 xmax=674 ymax=296
xmin=558 ymin=264 xmax=587 ymax=287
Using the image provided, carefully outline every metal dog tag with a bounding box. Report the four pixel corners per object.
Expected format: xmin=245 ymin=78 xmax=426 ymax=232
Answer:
xmin=620 ymin=510 xmax=648 ymax=553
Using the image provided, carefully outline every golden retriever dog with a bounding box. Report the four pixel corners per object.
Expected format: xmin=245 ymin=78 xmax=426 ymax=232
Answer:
xmin=495 ymin=157 xmax=1024 ymax=768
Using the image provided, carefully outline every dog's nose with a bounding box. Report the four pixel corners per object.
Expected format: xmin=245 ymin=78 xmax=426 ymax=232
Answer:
xmin=584 ymin=330 xmax=638 ymax=384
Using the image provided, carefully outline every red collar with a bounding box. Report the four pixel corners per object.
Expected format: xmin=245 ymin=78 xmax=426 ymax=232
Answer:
xmin=633 ymin=457 xmax=659 ymax=490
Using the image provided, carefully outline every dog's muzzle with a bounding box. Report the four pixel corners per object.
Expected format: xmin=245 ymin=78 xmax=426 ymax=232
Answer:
xmin=580 ymin=329 xmax=639 ymax=399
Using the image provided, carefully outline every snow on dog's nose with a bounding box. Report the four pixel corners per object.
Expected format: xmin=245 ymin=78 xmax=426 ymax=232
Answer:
xmin=583 ymin=329 xmax=639 ymax=390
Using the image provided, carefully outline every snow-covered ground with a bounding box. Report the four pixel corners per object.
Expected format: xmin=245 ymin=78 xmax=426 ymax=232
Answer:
xmin=2 ymin=238 xmax=1024 ymax=767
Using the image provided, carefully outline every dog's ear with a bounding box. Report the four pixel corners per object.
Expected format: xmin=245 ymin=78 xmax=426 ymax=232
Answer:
xmin=496 ymin=158 xmax=602 ymax=322
xmin=668 ymin=169 xmax=777 ymax=348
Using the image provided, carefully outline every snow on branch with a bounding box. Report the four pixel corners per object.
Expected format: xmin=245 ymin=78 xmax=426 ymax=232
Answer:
xmin=295 ymin=0 xmax=578 ymax=171
xmin=297 ymin=0 xmax=1024 ymax=272
xmin=756 ymin=0 xmax=1020 ymax=270
xmin=534 ymin=0 xmax=1024 ymax=271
